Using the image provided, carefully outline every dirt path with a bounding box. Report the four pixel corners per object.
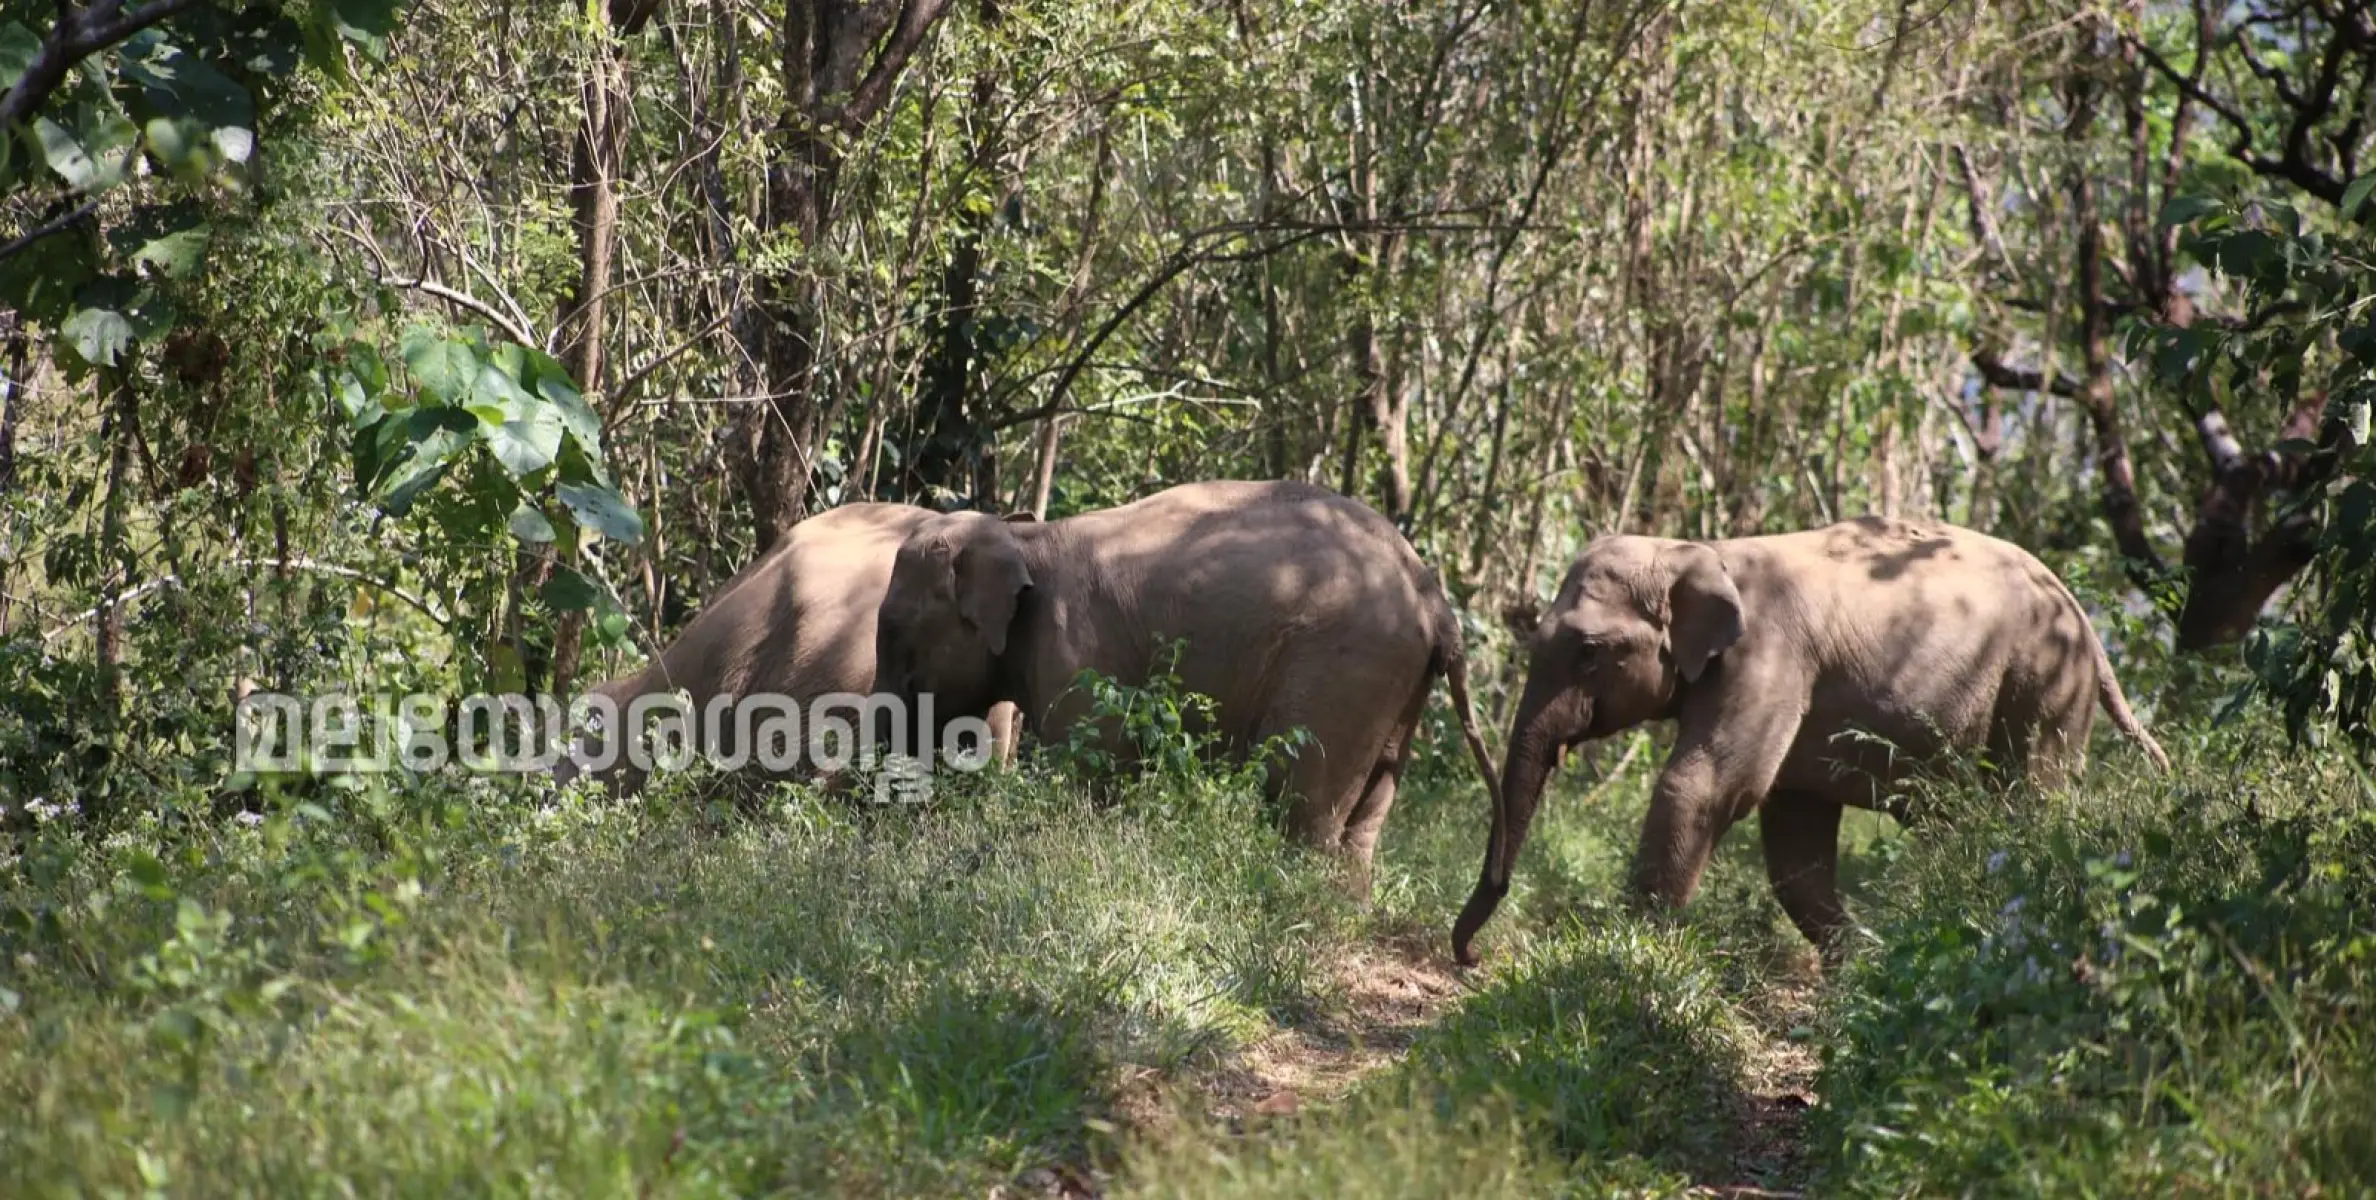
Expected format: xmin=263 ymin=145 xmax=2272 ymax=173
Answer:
xmin=1088 ymin=937 xmax=1820 ymax=1197
xmin=1112 ymin=935 xmax=1464 ymax=1137
xmin=1700 ymin=979 xmax=1821 ymax=1199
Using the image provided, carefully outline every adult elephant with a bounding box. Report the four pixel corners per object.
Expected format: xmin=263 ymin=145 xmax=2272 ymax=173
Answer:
xmin=1451 ymin=516 xmax=2170 ymax=965
xmin=555 ymin=502 xmax=1018 ymax=796
xmin=869 ymin=479 xmax=1501 ymax=891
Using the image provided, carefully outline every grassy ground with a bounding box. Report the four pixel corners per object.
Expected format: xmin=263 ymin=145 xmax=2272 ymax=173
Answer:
xmin=3 ymin=713 xmax=2372 ymax=1197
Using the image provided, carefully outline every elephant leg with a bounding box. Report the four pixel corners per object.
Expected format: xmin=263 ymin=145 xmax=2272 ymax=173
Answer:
xmin=1760 ymin=791 xmax=1848 ymax=953
xmin=1339 ymin=720 xmax=1422 ymax=901
xmin=986 ymin=700 xmax=1023 ymax=769
xmin=1630 ymin=701 xmax=1799 ymax=913
xmin=1334 ymin=760 xmax=1401 ymax=901
xmin=1336 ymin=671 xmax=1431 ymax=862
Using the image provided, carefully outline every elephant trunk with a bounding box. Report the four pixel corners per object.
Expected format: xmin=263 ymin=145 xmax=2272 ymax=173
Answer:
xmin=1451 ymin=675 xmax=1574 ymax=966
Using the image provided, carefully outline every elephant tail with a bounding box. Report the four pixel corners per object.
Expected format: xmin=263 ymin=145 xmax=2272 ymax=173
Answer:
xmin=1425 ymin=579 xmax=1504 ymax=829
xmin=2044 ymin=569 xmax=2171 ymax=774
xmin=2092 ymin=642 xmax=2172 ymax=774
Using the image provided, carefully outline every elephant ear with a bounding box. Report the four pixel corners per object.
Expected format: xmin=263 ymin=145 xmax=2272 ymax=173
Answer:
xmin=1661 ymin=544 xmax=1743 ymax=683
xmin=953 ymin=527 xmax=1034 ymax=656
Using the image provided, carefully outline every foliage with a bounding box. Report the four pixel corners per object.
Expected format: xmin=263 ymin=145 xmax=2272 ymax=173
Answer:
xmin=2143 ymin=177 xmax=2376 ymax=753
xmin=1043 ymin=637 xmax=1314 ymax=812
xmin=3 ymin=0 xmax=2376 ymax=1192
xmin=1809 ymin=728 xmax=2376 ymax=1193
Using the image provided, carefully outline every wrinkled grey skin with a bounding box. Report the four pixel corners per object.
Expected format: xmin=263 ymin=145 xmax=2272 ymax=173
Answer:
xmin=1453 ymin=516 xmax=2170 ymax=965
xmin=869 ymin=480 xmax=1501 ymax=893
xmin=554 ymin=502 xmax=1017 ymax=796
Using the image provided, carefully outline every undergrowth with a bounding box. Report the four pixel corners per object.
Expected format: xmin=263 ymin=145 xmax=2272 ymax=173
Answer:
xmin=2 ymin=682 xmax=2371 ymax=1197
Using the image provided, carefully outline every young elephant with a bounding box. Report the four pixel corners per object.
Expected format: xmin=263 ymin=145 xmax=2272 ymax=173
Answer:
xmin=870 ymin=479 xmax=1501 ymax=890
xmin=555 ymin=502 xmax=1018 ymax=796
xmin=1451 ymin=516 xmax=2170 ymax=965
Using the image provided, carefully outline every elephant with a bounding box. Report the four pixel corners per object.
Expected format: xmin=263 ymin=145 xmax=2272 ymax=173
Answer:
xmin=868 ymin=479 xmax=1501 ymax=891
xmin=1451 ymin=515 xmax=2171 ymax=966
xmin=553 ymin=502 xmax=1019 ymax=796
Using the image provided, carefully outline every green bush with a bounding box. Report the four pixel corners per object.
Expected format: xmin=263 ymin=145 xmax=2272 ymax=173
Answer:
xmin=1809 ymin=731 xmax=2376 ymax=1194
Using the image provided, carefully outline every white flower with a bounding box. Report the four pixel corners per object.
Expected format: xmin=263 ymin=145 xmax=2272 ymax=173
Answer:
xmin=22 ymin=797 xmax=74 ymax=824
xmin=235 ymin=810 xmax=266 ymax=828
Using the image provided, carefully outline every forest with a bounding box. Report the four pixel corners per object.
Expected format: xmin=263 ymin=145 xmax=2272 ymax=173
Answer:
xmin=2 ymin=0 xmax=2374 ymax=1194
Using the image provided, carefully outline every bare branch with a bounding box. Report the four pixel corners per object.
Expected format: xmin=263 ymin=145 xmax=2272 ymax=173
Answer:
xmin=845 ymin=0 xmax=956 ymax=127
xmin=0 ymin=198 xmax=98 ymax=262
xmin=1970 ymin=347 xmax=2083 ymax=398
xmin=0 ymin=0 xmax=201 ymax=128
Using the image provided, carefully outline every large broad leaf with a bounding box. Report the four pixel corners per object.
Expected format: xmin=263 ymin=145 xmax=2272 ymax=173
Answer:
xmin=349 ymin=408 xmax=410 ymax=491
xmin=378 ymin=408 xmax=477 ymax=515
xmin=2210 ymin=230 xmax=2288 ymax=291
xmin=507 ymin=503 xmax=557 ymax=543
xmin=539 ymin=566 xmax=605 ymax=612
xmin=463 ymin=359 xmax=563 ymax=477
xmin=2158 ymin=194 xmax=2225 ymax=228
xmin=311 ymin=0 xmax=403 ymax=67
xmin=0 ymin=23 xmax=37 ymax=92
xmin=34 ymin=109 xmax=137 ymax=193
xmin=330 ymin=368 xmax=383 ymax=427
xmin=463 ymin=358 xmax=535 ymax=424
xmin=121 ymin=30 xmax=256 ymax=168
xmin=0 ymin=229 xmax=96 ymax=323
xmin=401 ymin=329 xmax=479 ymax=404
xmin=130 ymin=227 xmax=211 ymax=279
xmin=2344 ymin=172 xmax=2376 ymax=222
xmin=330 ymin=0 xmax=404 ymax=42
xmin=485 ymin=400 xmax=564 ymax=479
xmin=60 ymin=306 xmax=133 ymax=368
xmin=556 ymin=481 xmax=645 ymax=545
xmin=498 ymin=344 xmax=601 ymax=456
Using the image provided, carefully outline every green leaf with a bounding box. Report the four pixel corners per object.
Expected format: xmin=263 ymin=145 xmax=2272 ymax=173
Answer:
xmin=401 ymin=331 xmax=479 ymax=404
xmin=316 ymin=0 xmax=403 ymax=64
xmin=378 ymin=409 xmax=477 ymax=514
xmin=540 ymin=566 xmax=604 ymax=612
xmin=463 ymin=359 xmax=536 ymax=424
xmin=2344 ymin=172 xmax=2376 ymax=222
xmin=557 ymin=480 xmax=645 ymax=545
xmin=331 ymin=369 xmax=381 ymax=426
xmin=127 ymin=852 xmax=169 ymax=888
xmin=330 ymin=0 xmax=405 ymax=41
xmin=0 ymin=23 xmax=38 ymax=93
xmin=484 ymin=401 xmax=564 ymax=478
xmin=61 ymin=306 xmax=134 ymax=368
xmin=2158 ymin=195 xmax=2224 ymax=228
xmin=120 ymin=31 xmax=256 ymax=168
xmin=0 ymin=231 xmax=96 ymax=323
xmin=507 ymin=503 xmax=557 ymax=543
xmin=536 ymin=369 xmax=601 ymax=457
xmin=34 ymin=111 xmax=136 ymax=192
xmin=348 ymin=405 xmax=407 ymax=491
xmin=134 ymin=227 xmax=210 ymax=277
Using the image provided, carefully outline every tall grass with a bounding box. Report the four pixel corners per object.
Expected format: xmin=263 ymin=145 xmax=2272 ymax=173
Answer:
xmin=3 ymin=711 xmax=2372 ymax=1196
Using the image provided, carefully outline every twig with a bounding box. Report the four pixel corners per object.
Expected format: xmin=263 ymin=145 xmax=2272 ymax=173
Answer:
xmin=41 ymin=556 xmax=452 ymax=642
xmin=330 ymin=226 xmax=537 ymax=347
xmin=0 ymin=199 xmax=99 ymax=262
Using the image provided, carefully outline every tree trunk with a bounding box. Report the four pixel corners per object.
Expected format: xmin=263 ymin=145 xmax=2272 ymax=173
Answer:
xmin=2065 ymin=37 xmax=2165 ymax=589
xmin=733 ymin=0 xmax=956 ymax=550
xmin=548 ymin=0 xmax=658 ymax=703
xmin=96 ymin=371 xmax=137 ymax=722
